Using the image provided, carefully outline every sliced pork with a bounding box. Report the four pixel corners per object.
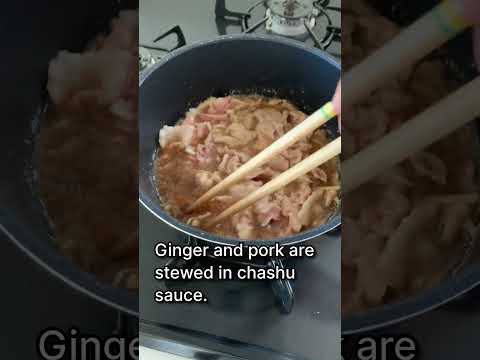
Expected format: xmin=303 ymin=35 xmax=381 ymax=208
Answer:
xmin=155 ymin=95 xmax=340 ymax=239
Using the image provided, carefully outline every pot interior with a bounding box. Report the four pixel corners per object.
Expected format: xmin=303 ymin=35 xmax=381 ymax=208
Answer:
xmin=139 ymin=35 xmax=341 ymax=246
xmin=0 ymin=0 xmax=138 ymax=314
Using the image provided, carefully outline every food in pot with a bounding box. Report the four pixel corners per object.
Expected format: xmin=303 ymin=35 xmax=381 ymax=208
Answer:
xmin=38 ymin=10 xmax=138 ymax=289
xmin=342 ymin=1 xmax=479 ymax=314
xmin=155 ymin=95 xmax=340 ymax=240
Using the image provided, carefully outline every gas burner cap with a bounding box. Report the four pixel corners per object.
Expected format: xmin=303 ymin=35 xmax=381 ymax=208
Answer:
xmin=267 ymin=0 xmax=314 ymax=19
xmin=139 ymin=47 xmax=156 ymax=72
xmin=266 ymin=0 xmax=317 ymax=38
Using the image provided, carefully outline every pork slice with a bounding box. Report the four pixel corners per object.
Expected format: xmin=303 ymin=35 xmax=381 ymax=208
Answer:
xmin=218 ymin=150 xmax=250 ymax=174
xmin=298 ymin=189 xmax=337 ymax=227
xmin=218 ymin=153 xmax=242 ymax=174
xmin=196 ymin=142 xmax=219 ymax=168
xmin=195 ymin=171 xmax=221 ymax=190
xmin=227 ymin=123 xmax=257 ymax=145
xmin=255 ymin=108 xmax=286 ymax=140
xmin=229 ymin=181 xmax=262 ymax=200
xmin=192 ymin=122 xmax=211 ymax=144
xmin=287 ymin=110 xmax=307 ymax=125
xmin=254 ymin=196 xmax=281 ymax=226
xmin=268 ymin=155 xmax=289 ymax=172
xmin=210 ymin=123 xmax=252 ymax=148
xmin=311 ymin=168 xmax=328 ymax=182
xmin=232 ymin=209 xmax=255 ymax=239
xmin=287 ymin=182 xmax=312 ymax=206
xmin=409 ymin=151 xmax=447 ymax=185
xmin=282 ymin=147 xmax=303 ymax=166
xmin=158 ymin=125 xmax=195 ymax=148
xmin=197 ymin=113 xmax=229 ymax=123
xmin=246 ymin=166 xmax=278 ymax=182
xmin=47 ymin=48 xmax=134 ymax=107
xmin=208 ymin=97 xmax=232 ymax=114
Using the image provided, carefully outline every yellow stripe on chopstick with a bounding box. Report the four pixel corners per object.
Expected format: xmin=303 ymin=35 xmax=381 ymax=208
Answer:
xmin=433 ymin=0 xmax=471 ymax=36
xmin=319 ymin=102 xmax=337 ymax=120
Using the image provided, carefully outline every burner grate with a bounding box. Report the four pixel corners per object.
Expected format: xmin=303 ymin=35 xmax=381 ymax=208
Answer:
xmin=139 ymin=25 xmax=186 ymax=73
xmin=215 ymin=0 xmax=341 ymax=52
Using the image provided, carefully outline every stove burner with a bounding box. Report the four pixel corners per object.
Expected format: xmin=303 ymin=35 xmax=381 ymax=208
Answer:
xmin=139 ymin=47 xmax=156 ymax=72
xmin=269 ymin=0 xmax=314 ymax=18
xmin=266 ymin=0 xmax=317 ymax=38
xmin=215 ymin=0 xmax=341 ymax=52
xmin=139 ymin=25 xmax=187 ymax=73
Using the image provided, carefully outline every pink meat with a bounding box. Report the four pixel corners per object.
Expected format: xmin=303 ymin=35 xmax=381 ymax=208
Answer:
xmin=229 ymin=181 xmax=262 ymax=200
xmin=268 ymin=155 xmax=289 ymax=172
xmin=254 ymin=196 xmax=281 ymax=226
xmin=195 ymin=171 xmax=221 ymax=190
xmin=47 ymin=48 xmax=134 ymax=107
xmin=196 ymin=143 xmax=218 ymax=168
xmin=312 ymin=168 xmax=328 ymax=182
xmin=232 ymin=210 xmax=255 ymax=239
xmin=197 ymin=113 xmax=229 ymax=123
xmin=409 ymin=151 xmax=447 ymax=185
xmin=192 ymin=122 xmax=210 ymax=144
xmin=282 ymin=146 xmax=306 ymax=166
xmin=219 ymin=153 xmax=238 ymax=174
xmin=209 ymin=96 xmax=232 ymax=114
xmin=255 ymin=109 xmax=286 ymax=140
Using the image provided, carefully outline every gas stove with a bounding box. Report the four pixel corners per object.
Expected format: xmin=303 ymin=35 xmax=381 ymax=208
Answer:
xmin=139 ymin=0 xmax=340 ymax=75
xmin=139 ymin=2 xmax=341 ymax=359
xmin=139 ymin=1 xmax=479 ymax=360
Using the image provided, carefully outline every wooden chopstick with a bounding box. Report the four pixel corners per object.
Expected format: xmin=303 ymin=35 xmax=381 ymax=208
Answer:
xmin=342 ymin=76 xmax=480 ymax=194
xmin=206 ymin=137 xmax=341 ymax=227
xmin=189 ymin=101 xmax=338 ymax=210
xmin=343 ymin=0 xmax=472 ymax=109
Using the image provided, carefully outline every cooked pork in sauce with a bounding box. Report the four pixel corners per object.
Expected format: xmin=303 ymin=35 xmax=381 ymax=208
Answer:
xmin=39 ymin=10 xmax=138 ymax=289
xmin=342 ymin=1 xmax=479 ymax=315
xmin=155 ymin=95 xmax=340 ymax=240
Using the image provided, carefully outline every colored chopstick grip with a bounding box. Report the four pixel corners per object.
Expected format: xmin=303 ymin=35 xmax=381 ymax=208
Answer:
xmin=433 ymin=0 xmax=471 ymax=35
xmin=319 ymin=102 xmax=337 ymax=119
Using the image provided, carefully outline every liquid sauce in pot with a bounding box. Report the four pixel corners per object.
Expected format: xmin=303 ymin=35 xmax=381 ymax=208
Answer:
xmin=155 ymin=95 xmax=340 ymax=240
xmin=38 ymin=10 xmax=139 ymax=289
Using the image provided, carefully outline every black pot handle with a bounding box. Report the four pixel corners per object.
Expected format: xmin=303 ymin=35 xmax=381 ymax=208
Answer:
xmin=268 ymin=259 xmax=295 ymax=314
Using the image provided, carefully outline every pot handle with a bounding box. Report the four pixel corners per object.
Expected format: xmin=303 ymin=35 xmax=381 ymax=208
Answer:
xmin=268 ymin=259 xmax=295 ymax=314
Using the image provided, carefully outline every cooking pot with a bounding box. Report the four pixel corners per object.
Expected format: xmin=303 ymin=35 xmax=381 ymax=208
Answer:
xmin=0 ymin=0 xmax=138 ymax=315
xmin=139 ymin=35 xmax=341 ymax=247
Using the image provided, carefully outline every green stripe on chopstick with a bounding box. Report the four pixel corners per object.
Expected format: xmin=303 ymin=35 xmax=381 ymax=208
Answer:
xmin=319 ymin=102 xmax=337 ymax=120
xmin=433 ymin=0 xmax=471 ymax=36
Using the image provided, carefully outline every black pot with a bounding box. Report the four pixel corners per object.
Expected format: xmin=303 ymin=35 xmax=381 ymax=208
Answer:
xmin=0 ymin=0 xmax=138 ymax=315
xmin=139 ymin=35 xmax=341 ymax=247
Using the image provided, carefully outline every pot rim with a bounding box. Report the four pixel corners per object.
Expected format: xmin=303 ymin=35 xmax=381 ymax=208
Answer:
xmin=342 ymin=262 xmax=480 ymax=334
xmin=139 ymin=34 xmax=341 ymax=246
